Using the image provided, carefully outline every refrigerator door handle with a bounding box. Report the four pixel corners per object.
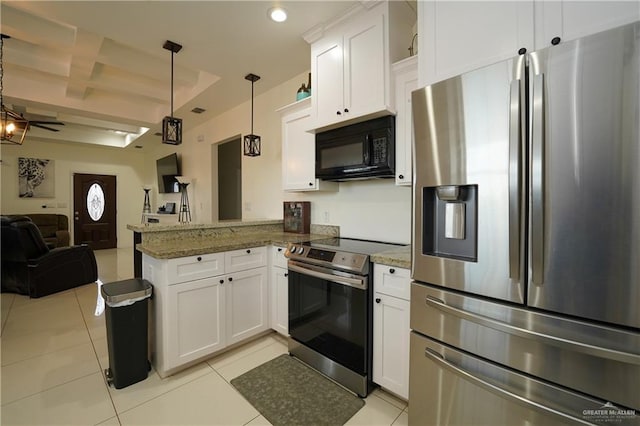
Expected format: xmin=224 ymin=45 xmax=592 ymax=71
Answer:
xmin=508 ymin=80 xmax=521 ymax=280
xmin=531 ymin=73 xmax=545 ymax=285
xmin=424 ymin=348 xmax=596 ymax=426
xmin=425 ymin=296 xmax=640 ymax=365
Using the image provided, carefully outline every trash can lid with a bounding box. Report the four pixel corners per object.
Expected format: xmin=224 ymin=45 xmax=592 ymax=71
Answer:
xmin=101 ymin=278 xmax=152 ymax=305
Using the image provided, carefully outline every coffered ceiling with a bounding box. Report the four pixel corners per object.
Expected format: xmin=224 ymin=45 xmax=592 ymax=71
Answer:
xmin=0 ymin=1 xmax=361 ymax=149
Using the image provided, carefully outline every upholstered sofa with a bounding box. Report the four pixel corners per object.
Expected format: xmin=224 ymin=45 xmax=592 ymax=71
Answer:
xmin=4 ymin=213 xmax=70 ymax=247
xmin=1 ymin=215 xmax=97 ymax=297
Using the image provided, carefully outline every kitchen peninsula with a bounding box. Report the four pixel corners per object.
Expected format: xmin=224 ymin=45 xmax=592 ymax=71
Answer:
xmin=128 ymin=219 xmax=340 ymax=377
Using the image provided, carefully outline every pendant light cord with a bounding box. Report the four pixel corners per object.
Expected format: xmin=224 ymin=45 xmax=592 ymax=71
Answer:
xmin=170 ymin=51 xmax=174 ymax=118
xmin=250 ymin=81 xmax=254 ymax=133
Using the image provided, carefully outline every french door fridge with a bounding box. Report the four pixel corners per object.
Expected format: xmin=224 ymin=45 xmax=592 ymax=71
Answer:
xmin=410 ymin=21 xmax=639 ymax=425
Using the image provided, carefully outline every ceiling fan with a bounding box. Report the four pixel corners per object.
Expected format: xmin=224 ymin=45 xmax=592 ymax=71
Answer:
xmin=12 ymin=106 xmax=65 ymax=132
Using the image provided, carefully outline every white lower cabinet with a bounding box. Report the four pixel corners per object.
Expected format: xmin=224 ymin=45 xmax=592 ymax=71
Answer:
xmin=270 ymin=267 xmax=289 ymax=336
xmin=225 ymin=267 xmax=269 ymax=345
xmin=373 ymin=264 xmax=411 ymax=399
xmin=269 ymin=246 xmax=289 ymax=336
xmin=143 ymin=247 xmax=269 ymax=377
xmin=167 ymin=276 xmax=225 ymax=368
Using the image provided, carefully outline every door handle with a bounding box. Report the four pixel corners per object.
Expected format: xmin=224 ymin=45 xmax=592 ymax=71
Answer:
xmin=425 ymin=296 xmax=640 ymax=365
xmin=424 ymin=349 xmax=595 ymax=425
xmin=531 ymin=73 xmax=545 ymax=285
xmin=508 ymin=80 xmax=521 ymax=280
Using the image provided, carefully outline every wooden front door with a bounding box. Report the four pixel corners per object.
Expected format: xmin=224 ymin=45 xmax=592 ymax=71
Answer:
xmin=73 ymin=173 xmax=117 ymax=249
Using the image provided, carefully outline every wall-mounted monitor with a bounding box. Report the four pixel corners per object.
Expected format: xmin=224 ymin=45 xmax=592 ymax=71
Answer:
xmin=156 ymin=153 xmax=181 ymax=193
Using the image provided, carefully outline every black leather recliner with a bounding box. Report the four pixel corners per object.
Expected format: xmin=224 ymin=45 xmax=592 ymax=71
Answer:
xmin=1 ymin=215 xmax=98 ymax=298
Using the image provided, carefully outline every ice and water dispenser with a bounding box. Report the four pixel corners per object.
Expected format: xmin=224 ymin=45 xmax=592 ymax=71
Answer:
xmin=422 ymin=185 xmax=478 ymax=261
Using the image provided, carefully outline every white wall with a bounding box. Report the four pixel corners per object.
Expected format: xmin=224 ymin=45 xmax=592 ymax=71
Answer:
xmin=144 ymin=71 xmax=412 ymax=244
xmin=1 ymin=140 xmax=146 ymax=248
xmin=2 ymin=71 xmax=412 ymax=248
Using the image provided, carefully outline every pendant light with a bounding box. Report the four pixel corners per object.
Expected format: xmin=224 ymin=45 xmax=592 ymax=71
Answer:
xmin=1 ymin=34 xmax=29 ymax=145
xmin=162 ymin=40 xmax=183 ymax=145
xmin=244 ymin=73 xmax=261 ymax=157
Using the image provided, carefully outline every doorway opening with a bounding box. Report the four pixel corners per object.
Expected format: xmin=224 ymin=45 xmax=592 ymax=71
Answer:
xmin=217 ymin=137 xmax=242 ymax=221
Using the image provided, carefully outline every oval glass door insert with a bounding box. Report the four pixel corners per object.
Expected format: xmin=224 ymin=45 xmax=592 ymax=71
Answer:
xmin=87 ymin=183 xmax=105 ymax=221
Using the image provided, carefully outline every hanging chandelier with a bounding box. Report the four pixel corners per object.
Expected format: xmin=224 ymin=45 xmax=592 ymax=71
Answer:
xmin=244 ymin=73 xmax=261 ymax=157
xmin=162 ymin=40 xmax=183 ymax=145
xmin=1 ymin=34 xmax=29 ymax=145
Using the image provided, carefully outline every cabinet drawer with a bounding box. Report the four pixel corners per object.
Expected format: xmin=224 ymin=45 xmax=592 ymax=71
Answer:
xmin=374 ymin=264 xmax=411 ymax=300
xmin=225 ymin=246 xmax=267 ymax=273
xmin=166 ymin=253 xmax=225 ymax=285
xmin=271 ymin=245 xmax=288 ymax=269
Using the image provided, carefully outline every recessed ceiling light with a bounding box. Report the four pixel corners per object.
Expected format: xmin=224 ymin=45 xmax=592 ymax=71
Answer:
xmin=268 ymin=7 xmax=287 ymax=23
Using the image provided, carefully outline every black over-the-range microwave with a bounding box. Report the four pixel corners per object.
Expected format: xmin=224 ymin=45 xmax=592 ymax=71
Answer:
xmin=315 ymin=115 xmax=395 ymax=181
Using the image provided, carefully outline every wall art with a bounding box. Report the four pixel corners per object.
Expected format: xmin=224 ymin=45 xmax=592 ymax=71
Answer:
xmin=18 ymin=157 xmax=55 ymax=198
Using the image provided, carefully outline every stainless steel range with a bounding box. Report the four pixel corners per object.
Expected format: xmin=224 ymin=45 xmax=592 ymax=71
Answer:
xmin=285 ymin=238 xmax=401 ymax=397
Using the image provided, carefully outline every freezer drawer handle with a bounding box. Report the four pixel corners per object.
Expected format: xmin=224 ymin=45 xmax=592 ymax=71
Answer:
xmin=425 ymin=296 xmax=640 ymax=365
xmin=424 ymin=348 xmax=595 ymax=426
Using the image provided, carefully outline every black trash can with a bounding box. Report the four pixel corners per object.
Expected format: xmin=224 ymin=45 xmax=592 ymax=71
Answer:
xmin=101 ymin=278 xmax=153 ymax=389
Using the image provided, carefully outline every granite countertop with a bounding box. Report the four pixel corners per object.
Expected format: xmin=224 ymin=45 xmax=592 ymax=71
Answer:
xmin=136 ymin=231 xmax=330 ymax=259
xmin=370 ymin=245 xmax=411 ymax=269
xmin=128 ymin=219 xmax=282 ymax=233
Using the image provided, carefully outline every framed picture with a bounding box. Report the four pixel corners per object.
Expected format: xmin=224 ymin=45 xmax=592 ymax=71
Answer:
xmin=18 ymin=157 xmax=55 ymax=198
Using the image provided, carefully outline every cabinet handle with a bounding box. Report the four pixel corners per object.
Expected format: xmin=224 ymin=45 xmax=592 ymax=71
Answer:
xmin=336 ymin=111 xmax=342 ymax=115
xmin=228 ymin=277 xmax=233 ymax=282
xmin=551 ymin=36 xmax=561 ymax=45
xmin=277 ymin=247 xmax=283 ymax=252
xmin=398 ymin=174 xmax=404 ymax=180
xmin=197 ymin=256 xmax=202 ymax=261
xmin=375 ymin=298 xmax=381 ymax=304
xmin=309 ymin=182 xmax=313 ymax=187
xmin=246 ymin=249 xmax=251 ymax=254
xmin=389 ymin=268 xmax=395 ymax=274
xmin=344 ymin=108 xmax=349 ymax=113
xmin=284 ymin=273 xmax=289 ymax=277
xmin=219 ymin=279 xmax=224 ymax=284
xmin=518 ymin=47 xmax=527 ymax=55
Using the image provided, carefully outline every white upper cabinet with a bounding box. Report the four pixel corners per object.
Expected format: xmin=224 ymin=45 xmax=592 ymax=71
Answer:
xmin=392 ymin=56 xmax=418 ymax=186
xmin=278 ymin=98 xmax=337 ymax=192
xmin=307 ymin=1 xmax=416 ymax=132
xmin=534 ymin=1 xmax=640 ymax=48
xmin=418 ymin=0 xmax=640 ymax=87
xmin=418 ymin=1 xmax=534 ymax=87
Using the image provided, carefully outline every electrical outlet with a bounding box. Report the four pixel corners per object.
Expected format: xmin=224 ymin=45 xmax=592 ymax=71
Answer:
xmin=323 ymin=211 xmax=330 ymax=222
xmin=245 ymin=202 xmax=252 ymax=212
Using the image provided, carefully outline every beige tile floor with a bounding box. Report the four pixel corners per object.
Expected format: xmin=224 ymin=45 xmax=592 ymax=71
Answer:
xmin=1 ymin=248 xmax=409 ymax=426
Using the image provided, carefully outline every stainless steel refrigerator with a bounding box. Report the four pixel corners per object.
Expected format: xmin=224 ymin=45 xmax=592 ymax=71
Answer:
xmin=410 ymin=22 xmax=639 ymax=425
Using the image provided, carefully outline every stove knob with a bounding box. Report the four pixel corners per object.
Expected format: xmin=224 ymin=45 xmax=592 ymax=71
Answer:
xmin=290 ymin=245 xmax=299 ymax=254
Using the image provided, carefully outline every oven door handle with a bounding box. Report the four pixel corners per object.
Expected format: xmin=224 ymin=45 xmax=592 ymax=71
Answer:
xmin=288 ymin=262 xmax=367 ymax=290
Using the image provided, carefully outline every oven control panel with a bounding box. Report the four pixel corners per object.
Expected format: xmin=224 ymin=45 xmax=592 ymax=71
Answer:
xmin=285 ymin=243 xmax=369 ymax=274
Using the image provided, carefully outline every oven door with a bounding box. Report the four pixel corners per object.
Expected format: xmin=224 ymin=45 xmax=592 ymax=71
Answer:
xmin=288 ymin=260 xmax=369 ymax=374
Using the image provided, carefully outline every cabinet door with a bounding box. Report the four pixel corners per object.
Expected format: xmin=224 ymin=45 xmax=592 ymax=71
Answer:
xmin=225 ymin=267 xmax=269 ymax=345
xmin=313 ymin=34 xmax=345 ymax=127
xmin=343 ymin=12 xmax=386 ymax=119
xmin=167 ymin=277 xmax=225 ymax=369
xmin=225 ymin=246 xmax=267 ymax=273
xmin=535 ymin=1 xmax=640 ymax=49
xmin=270 ymin=266 xmax=289 ymax=336
xmin=282 ymin=105 xmax=318 ymax=191
xmin=373 ymin=293 xmax=410 ymax=399
xmin=393 ymin=57 xmax=418 ymax=186
xmin=419 ymin=1 xmax=534 ymax=87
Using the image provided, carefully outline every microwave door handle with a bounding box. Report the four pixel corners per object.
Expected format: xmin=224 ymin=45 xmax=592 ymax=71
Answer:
xmin=364 ymin=134 xmax=371 ymax=165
